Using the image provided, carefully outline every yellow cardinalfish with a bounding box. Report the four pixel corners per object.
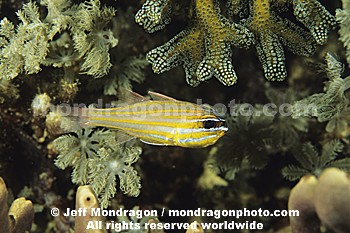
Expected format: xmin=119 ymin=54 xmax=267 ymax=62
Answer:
xmin=62 ymin=90 xmax=228 ymax=148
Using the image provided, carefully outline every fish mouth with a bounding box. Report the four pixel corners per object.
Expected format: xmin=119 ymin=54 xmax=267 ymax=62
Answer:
xmin=217 ymin=126 xmax=228 ymax=136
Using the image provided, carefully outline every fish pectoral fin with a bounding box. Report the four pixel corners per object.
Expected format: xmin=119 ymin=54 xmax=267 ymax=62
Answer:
xmin=115 ymin=131 xmax=136 ymax=145
xmin=140 ymin=139 xmax=171 ymax=146
xmin=148 ymin=91 xmax=177 ymax=101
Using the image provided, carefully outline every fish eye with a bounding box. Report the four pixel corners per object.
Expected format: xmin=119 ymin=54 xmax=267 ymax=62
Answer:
xmin=203 ymin=120 xmax=220 ymax=129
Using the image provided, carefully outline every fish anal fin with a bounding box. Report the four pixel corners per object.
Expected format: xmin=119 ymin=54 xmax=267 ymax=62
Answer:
xmin=148 ymin=91 xmax=177 ymax=101
xmin=115 ymin=130 xmax=136 ymax=145
xmin=140 ymin=139 xmax=172 ymax=146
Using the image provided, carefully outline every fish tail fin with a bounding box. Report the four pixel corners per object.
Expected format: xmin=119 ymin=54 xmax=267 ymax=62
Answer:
xmin=54 ymin=105 xmax=90 ymax=132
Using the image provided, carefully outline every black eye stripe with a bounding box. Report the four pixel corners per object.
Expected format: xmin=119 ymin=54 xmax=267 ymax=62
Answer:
xmin=203 ymin=120 xmax=220 ymax=129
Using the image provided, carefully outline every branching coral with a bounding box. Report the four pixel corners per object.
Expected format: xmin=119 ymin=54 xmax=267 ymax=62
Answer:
xmin=43 ymin=32 xmax=79 ymax=68
xmin=40 ymin=0 xmax=72 ymax=39
xmin=136 ymin=0 xmax=335 ymax=86
xmin=209 ymin=92 xmax=309 ymax=179
xmin=88 ymin=146 xmax=142 ymax=208
xmin=336 ymin=0 xmax=350 ymax=66
xmin=143 ymin=0 xmax=254 ymax=86
xmin=207 ymin=97 xmax=310 ymax=183
xmin=103 ymin=56 xmax=148 ymax=96
xmin=53 ymin=128 xmax=142 ymax=208
xmin=71 ymin=0 xmax=118 ymax=78
xmin=0 ymin=2 xmax=49 ymax=79
xmin=135 ymin=0 xmax=172 ymax=33
xmin=88 ymin=55 xmax=148 ymax=96
xmin=282 ymin=140 xmax=350 ymax=181
xmin=215 ymin=105 xmax=274 ymax=171
xmin=0 ymin=0 xmax=117 ymax=80
xmin=243 ymin=0 xmax=318 ymax=81
xmin=145 ymin=27 xmax=206 ymax=87
xmin=0 ymin=79 xmax=18 ymax=103
xmin=264 ymin=86 xmax=309 ymax=149
xmin=87 ymin=8 xmax=148 ymax=95
xmin=192 ymin=0 xmax=254 ymax=85
xmin=292 ymin=54 xmax=350 ymax=136
xmin=291 ymin=0 xmax=336 ymax=45
xmin=53 ymin=128 xmax=114 ymax=185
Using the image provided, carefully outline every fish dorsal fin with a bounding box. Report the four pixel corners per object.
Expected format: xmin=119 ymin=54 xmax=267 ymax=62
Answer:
xmin=148 ymin=91 xmax=177 ymax=101
xmin=115 ymin=130 xmax=136 ymax=145
xmin=118 ymin=88 xmax=148 ymax=104
xmin=202 ymin=103 xmax=214 ymax=114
